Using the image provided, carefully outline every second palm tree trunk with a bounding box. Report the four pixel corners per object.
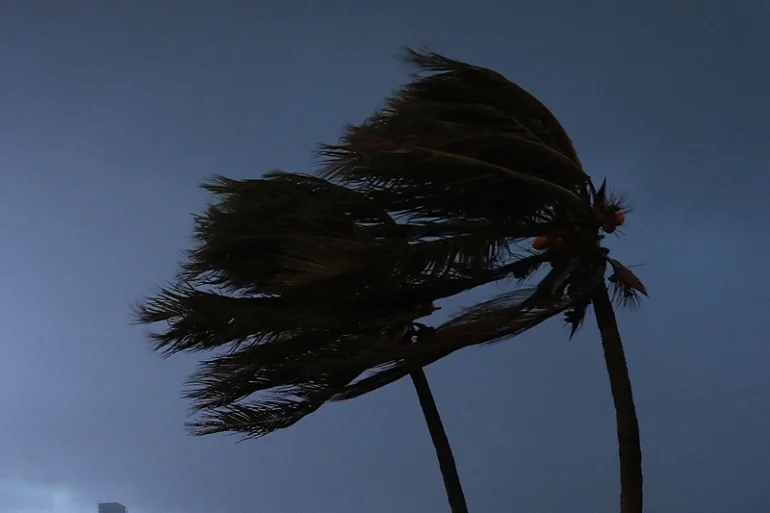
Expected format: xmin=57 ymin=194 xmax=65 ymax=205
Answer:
xmin=409 ymin=366 xmax=470 ymax=513
xmin=592 ymin=284 xmax=643 ymax=513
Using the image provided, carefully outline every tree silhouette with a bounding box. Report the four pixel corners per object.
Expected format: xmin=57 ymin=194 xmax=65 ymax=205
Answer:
xmin=136 ymin=49 xmax=647 ymax=513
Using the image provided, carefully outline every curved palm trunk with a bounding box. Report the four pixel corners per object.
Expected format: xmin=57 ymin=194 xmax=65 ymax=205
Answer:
xmin=409 ymin=367 xmax=470 ymax=513
xmin=592 ymin=284 xmax=643 ymax=513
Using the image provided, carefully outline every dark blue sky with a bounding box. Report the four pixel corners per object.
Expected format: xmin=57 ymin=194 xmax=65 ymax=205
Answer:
xmin=1 ymin=2 xmax=768 ymax=512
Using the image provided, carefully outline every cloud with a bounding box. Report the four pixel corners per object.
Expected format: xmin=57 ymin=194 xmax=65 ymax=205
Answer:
xmin=0 ymin=477 xmax=191 ymax=513
xmin=0 ymin=478 xmax=89 ymax=513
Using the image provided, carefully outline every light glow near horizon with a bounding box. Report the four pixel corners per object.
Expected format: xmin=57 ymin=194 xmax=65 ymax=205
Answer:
xmin=0 ymin=479 xmax=161 ymax=513
xmin=0 ymin=478 xmax=84 ymax=513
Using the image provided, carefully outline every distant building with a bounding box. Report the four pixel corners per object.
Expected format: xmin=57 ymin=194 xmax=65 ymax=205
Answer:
xmin=98 ymin=503 xmax=127 ymax=513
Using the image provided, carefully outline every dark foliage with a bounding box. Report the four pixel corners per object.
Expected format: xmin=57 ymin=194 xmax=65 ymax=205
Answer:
xmin=135 ymin=48 xmax=646 ymax=442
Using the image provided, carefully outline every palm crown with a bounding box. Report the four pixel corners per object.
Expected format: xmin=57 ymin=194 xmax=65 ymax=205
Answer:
xmin=137 ymin=49 xmax=647 ymax=513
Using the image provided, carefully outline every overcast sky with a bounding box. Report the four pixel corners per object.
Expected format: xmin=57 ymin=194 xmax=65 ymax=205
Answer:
xmin=1 ymin=1 xmax=769 ymax=513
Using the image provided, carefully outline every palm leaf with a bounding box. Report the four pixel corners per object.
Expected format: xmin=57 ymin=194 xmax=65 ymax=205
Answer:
xmin=186 ymin=376 xmax=358 ymax=438
xmin=313 ymin=263 xmax=607 ymax=394
xmin=181 ymin=172 xmax=546 ymax=301
xmin=607 ymin=258 xmax=648 ymax=309
xmin=318 ymin=48 xmax=592 ymax=229
xmin=332 ymin=268 xmax=606 ymax=401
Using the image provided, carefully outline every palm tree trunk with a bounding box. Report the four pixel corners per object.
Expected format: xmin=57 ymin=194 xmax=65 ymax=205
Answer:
xmin=592 ymin=283 xmax=643 ymax=513
xmin=409 ymin=366 xmax=470 ymax=513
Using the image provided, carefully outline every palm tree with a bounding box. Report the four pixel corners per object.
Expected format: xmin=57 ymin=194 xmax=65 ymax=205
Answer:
xmin=136 ymin=49 xmax=647 ymax=513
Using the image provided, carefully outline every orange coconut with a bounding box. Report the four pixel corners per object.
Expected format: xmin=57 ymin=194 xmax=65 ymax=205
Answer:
xmin=532 ymin=236 xmax=550 ymax=250
xmin=598 ymin=205 xmax=625 ymax=233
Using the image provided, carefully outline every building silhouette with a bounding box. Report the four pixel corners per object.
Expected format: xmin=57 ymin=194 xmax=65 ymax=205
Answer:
xmin=98 ymin=503 xmax=127 ymax=513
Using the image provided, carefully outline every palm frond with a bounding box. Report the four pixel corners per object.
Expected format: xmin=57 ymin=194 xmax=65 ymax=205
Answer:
xmin=318 ymin=48 xmax=593 ymax=228
xmin=183 ymin=331 xmax=376 ymax=408
xmin=182 ymin=326 xmax=418 ymax=438
xmin=607 ymin=258 xmax=648 ymax=309
xmin=564 ymin=299 xmax=592 ymax=339
xmin=321 ymin=265 xmax=605 ymax=391
xmin=400 ymin=48 xmax=584 ymax=168
xmin=183 ymin=173 xmax=389 ymax=296
xmin=134 ymin=280 xmax=439 ymax=358
xmin=332 ymin=269 xmax=605 ymax=400
xmin=332 ymin=363 xmax=411 ymax=402
xmin=181 ymin=172 xmax=543 ymax=300
xmin=186 ymin=376 xmax=358 ymax=438
xmin=134 ymin=283 xmax=326 ymax=356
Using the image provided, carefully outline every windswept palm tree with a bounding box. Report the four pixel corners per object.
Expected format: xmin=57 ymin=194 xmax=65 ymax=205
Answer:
xmin=136 ymin=49 xmax=647 ymax=513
